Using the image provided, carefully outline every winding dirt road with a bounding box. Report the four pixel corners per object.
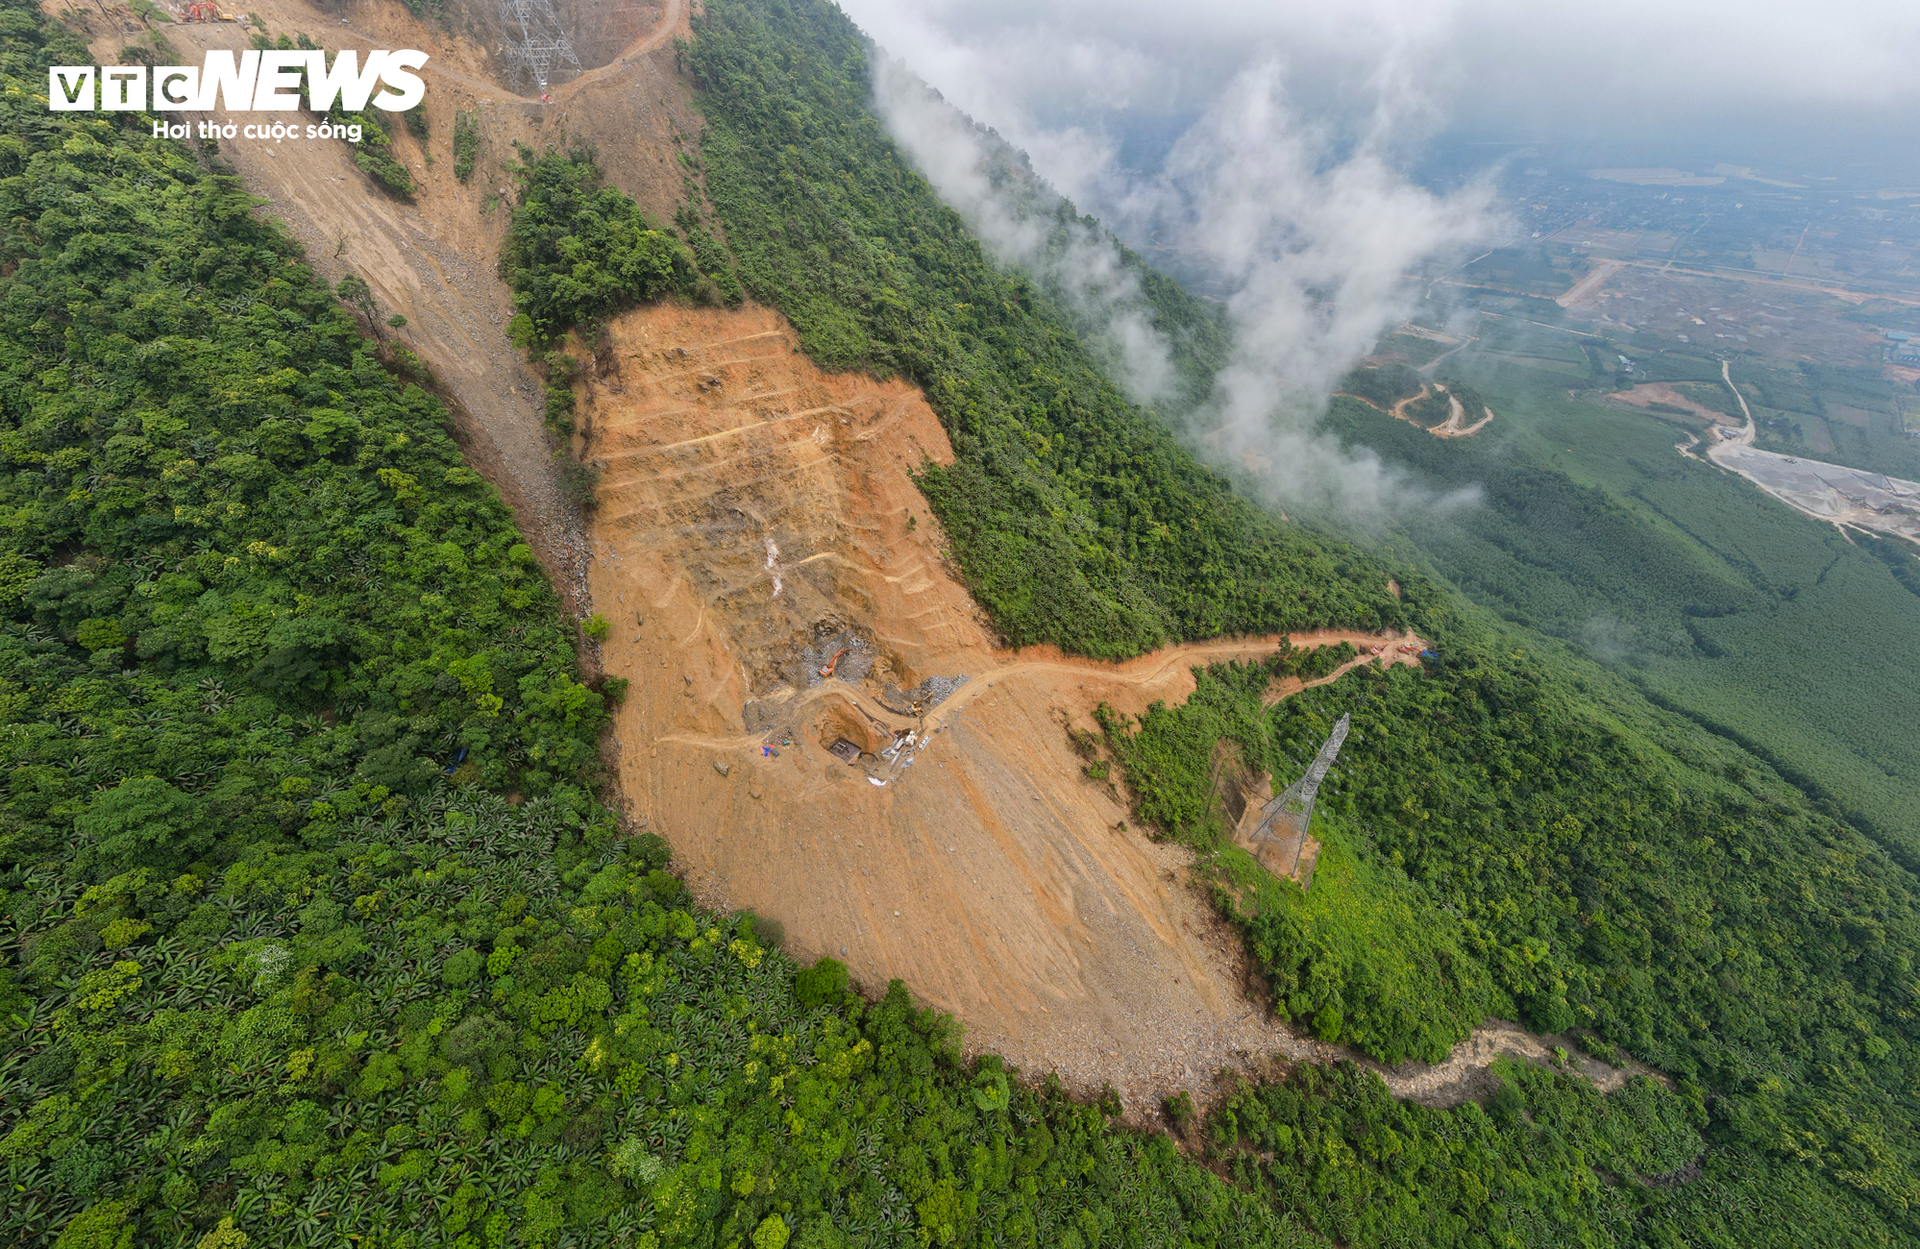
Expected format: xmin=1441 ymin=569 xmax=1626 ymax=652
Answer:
xmin=579 ymin=301 xmax=1636 ymax=1119
xmin=654 ymin=631 xmax=1425 ymax=758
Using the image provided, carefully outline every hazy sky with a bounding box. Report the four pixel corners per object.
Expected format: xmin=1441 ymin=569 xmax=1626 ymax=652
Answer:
xmin=838 ymin=0 xmax=1920 ymax=180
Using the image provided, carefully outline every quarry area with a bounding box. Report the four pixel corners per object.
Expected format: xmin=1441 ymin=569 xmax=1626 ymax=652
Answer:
xmin=1708 ymin=434 xmax=1920 ymax=542
xmin=115 ymin=0 xmax=1650 ymax=1117
xmin=1699 ymin=362 xmax=1920 ymax=543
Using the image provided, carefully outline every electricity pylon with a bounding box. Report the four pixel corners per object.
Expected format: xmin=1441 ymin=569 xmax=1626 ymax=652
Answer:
xmin=1244 ymin=713 xmax=1348 ymax=888
xmin=498 ymin=0 xmax=582 ymax=91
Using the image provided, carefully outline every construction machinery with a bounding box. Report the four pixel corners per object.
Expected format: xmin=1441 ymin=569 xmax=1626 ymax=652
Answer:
xmin=184 ymin=1 xmax=239 ymax=20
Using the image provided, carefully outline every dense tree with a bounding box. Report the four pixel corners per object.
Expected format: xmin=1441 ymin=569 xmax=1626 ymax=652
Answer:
xmin=1100 ymin=601 xmax=1920 ymax=1244
xmin=73 ymin=778 xmax=205 ymax=877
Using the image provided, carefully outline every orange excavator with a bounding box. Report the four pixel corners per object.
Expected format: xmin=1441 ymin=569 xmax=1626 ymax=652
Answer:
xmin=818 ymin=649 xmax=849 ymax=678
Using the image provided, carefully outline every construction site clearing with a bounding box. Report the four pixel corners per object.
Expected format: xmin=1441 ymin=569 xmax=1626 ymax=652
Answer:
xmin=1336 ymin=374 xmax=1497 ymax=439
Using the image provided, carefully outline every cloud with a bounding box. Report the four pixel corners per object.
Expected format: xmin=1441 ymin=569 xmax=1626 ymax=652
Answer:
xmin=865 ymin=12 xmax=1500 ymax=521
xmin=1136 ymin=60 xmax=1498 ymax=517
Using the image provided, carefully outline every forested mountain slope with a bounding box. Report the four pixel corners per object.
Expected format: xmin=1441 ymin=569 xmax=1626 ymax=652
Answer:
xmin=1096 ymin=599 xmax=1920 ymax=1245
xmin=673 ymin=2 xmax=1920 ymax=1244
xmin=3 ymin=0 xmax=1919 ymax=1247
xmin=685 ymin=0 xmax=1400 ymax=658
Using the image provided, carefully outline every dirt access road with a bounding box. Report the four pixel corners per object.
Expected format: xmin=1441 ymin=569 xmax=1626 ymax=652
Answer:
xmin=1384 ymin=383 xmax=1493 ymax=439
xmin=1610 ymin=258 xmax=1920 ymax=308
xmin=1558 ymin=259 xmax=1621 ymax=308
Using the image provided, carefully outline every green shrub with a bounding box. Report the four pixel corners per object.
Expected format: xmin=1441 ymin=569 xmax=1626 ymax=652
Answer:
xmin=555 ymin=456 xmax=602 ymax=510
xmin=75 ymin=778 xmax=207 ymax=877
xmin=745 ymin=911 xmax=784 ymax=950
xmin=794 ymin=955 xmax=849 ymax=1006
xmin=685 ymin=227 xmax=743 ymax=305
xmin=453 ymin=109 xmax=481 ymax=182
xmin=1337 ymin=362 xmax=1423 ymax=408
xmin=52 ymin=1200 xmax=133 ymax=1249
xmin=627 ymin=832 xmax=672 ymax=870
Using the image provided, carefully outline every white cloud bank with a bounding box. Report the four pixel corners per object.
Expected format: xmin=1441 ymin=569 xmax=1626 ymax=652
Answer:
xmin=852 ymin=0 xmax=1920 ymax=517
xmin=865 ymin=8 xmax=1504 ymax=519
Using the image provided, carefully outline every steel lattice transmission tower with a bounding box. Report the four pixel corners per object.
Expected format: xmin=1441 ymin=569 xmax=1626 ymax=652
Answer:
xmin=498 ymin=0 xmax=581 ymax=91
xmin=1244 ymin=713 xmax=1348 ymax=888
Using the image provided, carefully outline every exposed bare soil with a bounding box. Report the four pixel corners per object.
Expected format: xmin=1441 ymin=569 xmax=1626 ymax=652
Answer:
xmin=1558 ymin=258 xmax=1622 ymax=307
xmin=1609 ymin=382 xmax=1740 ymax=427
xmin=1436 ymin=400 xmax=1495 ymax=439
xmin=1387 ymin=382 xmax=1493 ymax=439
xmin=578 ymin=302 xmax=1638 ymax=1117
